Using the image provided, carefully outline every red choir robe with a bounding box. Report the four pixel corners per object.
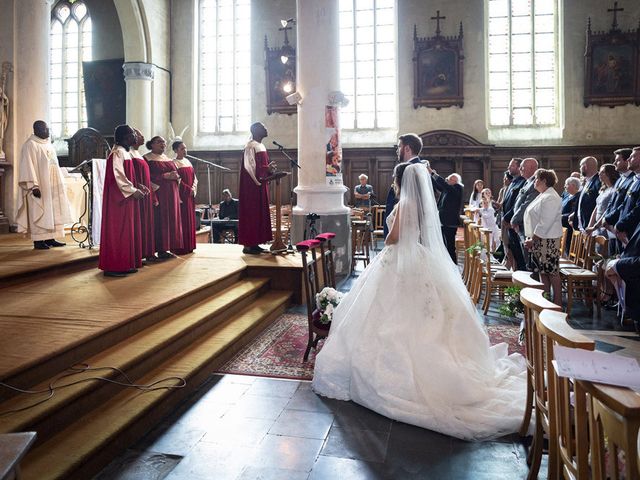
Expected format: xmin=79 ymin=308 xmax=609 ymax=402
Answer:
xmin=238 ymin=139 xmax=272 ymax=246
xmin=145 ymin=152 xmax=183 ymax=253
xmin=132 ymin=150 xmax=156 ymax=258
xmin=98 ymin=146 xmax=141 ymax=272
xmin=174 ymin=158 xmax=198 ymax=254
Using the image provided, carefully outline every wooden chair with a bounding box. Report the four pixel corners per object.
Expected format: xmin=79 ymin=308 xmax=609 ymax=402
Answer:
xmin=296 ymin=239 xmax=331 ymax=362
xmin=518 ymin=288 xmax=562 ymax=443
xmin=480 ymin=227 xmax=513 ymax=315
xmin=559 ymin=227 xmax=568 ymax=258
xmin=351 ymin=219 xmax=371 ymax=271
xmin=512 ymin=270 xmax=545 ymax=290
xmin=519 ymin=289 xmax=563 ymax=480
xmin=560 ymin=232 xmax=599 ymax=316
xmin=315 ymin=233 xmax=336 ymax=289
xmin=465 ymin=223 xmax=481 ymax=292
xmin=538 ymin=310 xmax=595 ymax=480
xmin=461 ymin=218 xmax=473 ymax=287
xmin=371 ymin=205 xmax=386 ymax=249
xmin=580 ymin=380 xmax=640 ymax=480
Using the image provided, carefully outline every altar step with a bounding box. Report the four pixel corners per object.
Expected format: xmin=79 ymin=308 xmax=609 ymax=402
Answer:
xmin=0 ymin=277 xmax=292 ymax=479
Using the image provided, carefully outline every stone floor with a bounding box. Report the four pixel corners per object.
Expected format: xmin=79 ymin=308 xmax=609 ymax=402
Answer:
xmin=94 ymin=255 xmax=637 ymax=479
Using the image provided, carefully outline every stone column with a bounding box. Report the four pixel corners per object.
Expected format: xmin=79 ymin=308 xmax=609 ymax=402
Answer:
xmin=123 ymin=62 xmax=154 ymax=137
xmin=293 ymin=0 xmax=350 ymax=276
xmin=3 ymin=0 xmax=52 ymax=228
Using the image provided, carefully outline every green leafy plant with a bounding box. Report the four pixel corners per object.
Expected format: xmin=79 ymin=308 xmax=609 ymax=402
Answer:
xmin=498 ymin=286 xmax=524 ymax=318
xmin=465 ymin=240 xmax=484 ymax=255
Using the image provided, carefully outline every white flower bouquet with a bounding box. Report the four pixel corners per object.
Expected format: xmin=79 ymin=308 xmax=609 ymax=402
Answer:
xmin=315 ymin=287 xmax=343 ymax=324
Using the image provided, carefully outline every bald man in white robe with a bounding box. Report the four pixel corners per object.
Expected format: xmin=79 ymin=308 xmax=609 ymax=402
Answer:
xmin=15 ymin=120 xmax=72 ymax=249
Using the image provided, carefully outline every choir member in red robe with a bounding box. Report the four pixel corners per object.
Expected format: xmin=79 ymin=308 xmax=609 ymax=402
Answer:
xmin=145 ymin=136 xmax=183 ymax=258
xmin=172 ymin=140 xmax=198 ymax=254
xmin=98 ymin=125 xmax=146 ymax=276
xmin=131 ymin=128 xmax=156 ymax=262
xmin=238 ymin=122 xmax=274 ymax=254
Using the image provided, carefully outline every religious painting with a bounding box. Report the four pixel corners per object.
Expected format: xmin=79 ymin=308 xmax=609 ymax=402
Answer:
xmin=264 ymin=35 xmax=297 ymax=115
xmin=325 ymin=106 xmax=343 ymax=186
xmin=413 ymin=14 xmax=464 ymax=109
xmin=584 ymin=6 xmax=640 ymax=107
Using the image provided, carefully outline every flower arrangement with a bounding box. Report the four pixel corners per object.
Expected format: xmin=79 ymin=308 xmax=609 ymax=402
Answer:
xmin=498 ymin=286 xmax=524 ymax=319
xmin=315 ymin=287 xmax=343 ymax=324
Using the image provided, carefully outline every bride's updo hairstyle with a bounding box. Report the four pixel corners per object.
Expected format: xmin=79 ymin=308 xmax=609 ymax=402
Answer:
xmin=393 ymin=162 xmax=410 ymax=196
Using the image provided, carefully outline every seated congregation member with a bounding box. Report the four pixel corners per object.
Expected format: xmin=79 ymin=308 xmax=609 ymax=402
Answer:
xmin=561 ymin=176 xmax=581 ymax=255
xmin=172 ymin=140 xmax=198 ymax=255
xmin=131 ymin=128 xmax=155 ymax=262
xmin=353 ymin=174 xmax=374 ymax=208
xmin=145 ymin=136 xmax=183 ymax=258
xmin=468 ymin=179 xmax=483 ymax=208
xmin=606 ymin=221 xmax=640 ymax=331
xmin=98 ymin=125 xmax=146 ymax=277
xmin=602 ymin=148 xmax=634 ymax=255
xmin=585 ymin=164 xmax=619 ymax=249
xmin=219 ymin=189 xmax=239 ymax=220
xmin=523 ymin=169 xmax=563 ymax=305
xmin=571 ymin=156 xmax=601 ymax=231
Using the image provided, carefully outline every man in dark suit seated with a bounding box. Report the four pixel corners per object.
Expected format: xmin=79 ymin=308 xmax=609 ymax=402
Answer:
xmin=606 ymin=221 xmax=640 ymax=332
xmin=213 ymin=188 xmax=239 ymax=242
xmin=561 ymin=176 xmax=581 ymax=255
xmin=428 ymin=166 xmax=464 ymax=264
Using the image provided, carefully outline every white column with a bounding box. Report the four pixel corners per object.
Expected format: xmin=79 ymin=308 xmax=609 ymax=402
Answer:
xmin=14 ymin=0 xmax=52 ymax=146
xmin=123 ymin=62 xmax=154 ymax=137
xmin=293 ymin=0 xmax=350 ymax=276
xmin=294 ymin=0 xmax=348 ymax=216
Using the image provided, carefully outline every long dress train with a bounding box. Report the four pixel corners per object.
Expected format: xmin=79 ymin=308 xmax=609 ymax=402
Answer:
xmin=312 ymin=164 xmax=527 ymax=441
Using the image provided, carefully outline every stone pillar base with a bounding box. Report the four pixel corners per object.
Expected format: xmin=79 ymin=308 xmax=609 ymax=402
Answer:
xmin=291 ymin=211 xmax=351 ymax=279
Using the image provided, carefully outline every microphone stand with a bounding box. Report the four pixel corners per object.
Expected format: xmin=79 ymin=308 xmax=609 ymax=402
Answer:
xmin=274 ymin=145 xmax=301 ymax=252
xmin=186 ymin=154 xmax=231 ymax=244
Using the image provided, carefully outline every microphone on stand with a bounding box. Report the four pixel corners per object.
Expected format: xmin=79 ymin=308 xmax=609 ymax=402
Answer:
xmin=272 ymin=140 xmax=285 ymax=150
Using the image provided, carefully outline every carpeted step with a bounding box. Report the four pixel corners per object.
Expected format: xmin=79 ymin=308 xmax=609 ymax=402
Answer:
xmin=0 ymin=277 xmax=271 ymax=442
xmin=19 ymin=289 xmax=292 ymax=480
xmin=0 ymin=267 xmax=247 ymax=397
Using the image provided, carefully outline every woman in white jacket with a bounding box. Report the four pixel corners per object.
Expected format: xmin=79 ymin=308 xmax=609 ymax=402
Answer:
xmin=523 ymin=169 xmax=563 ymax=305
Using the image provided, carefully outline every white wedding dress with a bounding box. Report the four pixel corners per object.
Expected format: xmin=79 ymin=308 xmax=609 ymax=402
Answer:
xmin=312 ymin=164 xmax=527 ymax=441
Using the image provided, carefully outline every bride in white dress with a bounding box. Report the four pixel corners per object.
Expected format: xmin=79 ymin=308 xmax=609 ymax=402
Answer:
xmin=312 ymin=162 xmax=527 ymax=441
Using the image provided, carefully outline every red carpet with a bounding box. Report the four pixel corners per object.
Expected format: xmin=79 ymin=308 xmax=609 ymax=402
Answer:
xmin=217 ymin=312 xmax=524 ymax=381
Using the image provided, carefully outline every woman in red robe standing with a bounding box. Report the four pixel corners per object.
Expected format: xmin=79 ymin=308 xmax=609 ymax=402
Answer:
xmin=145 ymin=136 xmax=183 ymax=258
xmin=131 ymin=128 xmax=156 ymax=262
xmin=172 ymin=140 xmax=198 ymax=254
xmin=98 ymin=125 xmax=146 ymax=276
xmin=238 ymin=122 xmax=273 ymax=254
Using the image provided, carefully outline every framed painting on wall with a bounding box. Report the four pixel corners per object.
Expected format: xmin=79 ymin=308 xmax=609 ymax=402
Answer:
xmin=413 ymin=13 xmax=464 ymax=110
xmin=584 ymin=7 xmax=640 ymax=107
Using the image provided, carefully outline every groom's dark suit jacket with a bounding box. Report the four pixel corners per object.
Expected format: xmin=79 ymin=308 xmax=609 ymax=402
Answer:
xmin=618 ymin=221 xmax=640 ymax=322
xmin=383 ymin=157 xmax=423 ymax=237
xmin=431 ymin=174 xmax=464 ymax=227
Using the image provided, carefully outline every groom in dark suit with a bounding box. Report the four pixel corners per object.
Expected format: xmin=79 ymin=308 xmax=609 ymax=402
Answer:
xmin=383 ymin=133 xmax=424 ymax=237
xmin=429 ymin=166 xmax=464 ymax=263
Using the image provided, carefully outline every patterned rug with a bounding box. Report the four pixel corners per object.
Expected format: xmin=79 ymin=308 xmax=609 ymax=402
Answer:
xmin=217 ymin=312 xmax=524 ymax=381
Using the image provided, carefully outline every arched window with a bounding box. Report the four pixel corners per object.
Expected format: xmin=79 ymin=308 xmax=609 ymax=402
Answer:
xmin=487 ymin=0 xmax=559 ymax=127
xmin=50 ymin=0 xmax=91 ymax=139
xmin=339 ymin=0 xmax=397 ymax=131
xmin=198 ymin=0 xmax=251 ymax=134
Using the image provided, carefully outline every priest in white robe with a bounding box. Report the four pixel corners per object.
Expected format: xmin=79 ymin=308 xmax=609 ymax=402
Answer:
xmin=15 ymin=120 xmax=72 ymax=249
